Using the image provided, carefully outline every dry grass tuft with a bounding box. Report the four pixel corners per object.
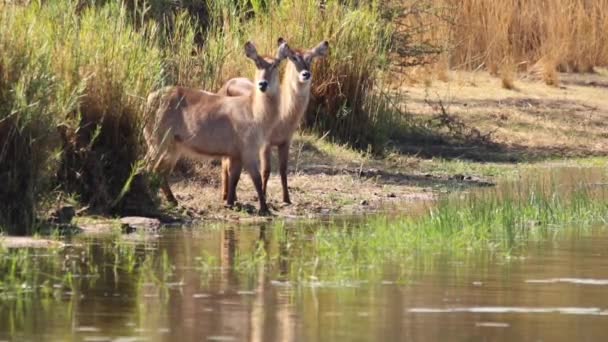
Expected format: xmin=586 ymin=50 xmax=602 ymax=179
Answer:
xmin=395 ymin=0 xmax=608 ymax=82
xmin=445 ymin=0 xmax=608 ymax=72
xmin=499 ymin=62 xmax=517 ymax=90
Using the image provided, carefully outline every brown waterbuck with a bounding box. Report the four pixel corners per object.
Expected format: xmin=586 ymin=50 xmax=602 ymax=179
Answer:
xmin=218 ymin=40 xmax=329 ymax=204
xmin=144 ymin=39 xmax=290 ymax=214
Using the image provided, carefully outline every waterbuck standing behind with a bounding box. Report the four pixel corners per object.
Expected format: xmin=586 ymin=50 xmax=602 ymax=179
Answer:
xmin=218 ymin=40 xmax=329 ymax=204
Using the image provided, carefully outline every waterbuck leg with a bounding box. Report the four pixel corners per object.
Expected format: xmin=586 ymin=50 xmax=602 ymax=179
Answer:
xmin=160 ymin=174 xmax=178 ymax=206
xmin=245 ymin=161 xmax=269 ymax=215
xmin=221 ymin=157 xmax=231 ymax=202
xmin=261 ymin=145 xmax=272 ymax=197
xmin=278 ymin=142 xmax=291 ymax=204
xmin=226 ymin=158 xmax=242 ymax=208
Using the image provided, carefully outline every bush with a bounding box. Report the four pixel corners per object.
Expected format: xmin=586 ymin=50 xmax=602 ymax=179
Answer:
xmin=0 ymin=2 xmax=163 ymax=234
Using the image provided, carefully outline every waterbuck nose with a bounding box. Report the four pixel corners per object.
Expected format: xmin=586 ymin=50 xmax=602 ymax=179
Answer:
xmin=302 ymin=71 xmax=311 ymax=80
xmin=258 ymin=81 xmax=268 ymax=92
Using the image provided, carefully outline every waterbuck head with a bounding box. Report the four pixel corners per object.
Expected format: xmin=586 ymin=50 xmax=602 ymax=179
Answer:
xmin=244 ymin=39 xmax=290 ymax=93
xmin=284 ymin=40 xmax=330 ymax=83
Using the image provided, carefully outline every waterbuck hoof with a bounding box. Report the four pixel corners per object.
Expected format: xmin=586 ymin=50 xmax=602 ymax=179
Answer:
xmin=222 ymin=194 xmax=236 ymax=202
xmin=258 ymin=207 xmax=271 ymax=216
xmin=283 ymin=198 xmax=292 ymax=205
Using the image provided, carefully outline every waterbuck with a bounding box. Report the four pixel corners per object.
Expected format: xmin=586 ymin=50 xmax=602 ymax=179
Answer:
xmin=218 ymin=40 xmax=329 ymax=204
xmin=144 ymin=39 xmax=290 ymax=214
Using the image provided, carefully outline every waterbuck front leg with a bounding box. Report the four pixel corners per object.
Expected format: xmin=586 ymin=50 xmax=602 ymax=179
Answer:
xmin=277 ymin=141 xmax=291 ymax=204
xmin=261 ymin=145 xmax=272 ymax=197
xmin=244 ymin=159 xmax=270 ymax=215
xmin=226 ymin=157 xmax=242 ymax=208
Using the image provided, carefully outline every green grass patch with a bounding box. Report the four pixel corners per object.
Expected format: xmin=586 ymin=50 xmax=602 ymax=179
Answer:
xmin=245 ymin=167 xmax=608 ymax=281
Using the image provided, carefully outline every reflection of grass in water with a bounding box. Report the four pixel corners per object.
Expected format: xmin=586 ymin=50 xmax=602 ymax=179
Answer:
xmin=0 ymin=238 xmax=187 ymax=338
xmin=0 ymin=248 xmax=63 ymax=300
xmin=0 ymin=237 xmax=179 ymax=303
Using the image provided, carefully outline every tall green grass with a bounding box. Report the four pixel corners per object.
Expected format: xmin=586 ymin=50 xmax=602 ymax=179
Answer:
xmin=0 ymin=3 xmax=74 ymax=234
xmin=0 ymin=2 xmax=164 ymax=234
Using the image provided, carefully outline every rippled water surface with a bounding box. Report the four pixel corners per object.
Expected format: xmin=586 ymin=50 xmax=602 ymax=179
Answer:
xmin=1 ymin=166 xmax=608 ymax=341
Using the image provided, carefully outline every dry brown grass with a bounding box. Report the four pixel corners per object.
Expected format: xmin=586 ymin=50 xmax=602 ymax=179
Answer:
xmin=447 ymin=0 xmax=608 ymax=71
xmin=395 ymin=0 xmax=608 ymax=84
xmin=499 ymin=61 xmax=517 ymax=90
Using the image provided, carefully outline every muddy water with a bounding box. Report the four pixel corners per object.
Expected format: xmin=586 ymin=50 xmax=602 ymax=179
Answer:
xmin=1 ymin=166 xmax=608 ymax=341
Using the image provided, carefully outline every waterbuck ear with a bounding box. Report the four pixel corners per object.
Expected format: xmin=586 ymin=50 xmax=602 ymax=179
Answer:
xmin=277 ymin=40 xmax=292 ymax=60
xmin=311 ymin=40 xmax=329 ymax=58
xmin=244 ymin=41 xmax=259 ymax=61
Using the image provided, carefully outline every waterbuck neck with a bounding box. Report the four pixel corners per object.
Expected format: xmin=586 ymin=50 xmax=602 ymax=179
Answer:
xmin=280 ymin=62 xmax=311 ymax=123
xmin=250 ymin=80 xmax=280 ymax=129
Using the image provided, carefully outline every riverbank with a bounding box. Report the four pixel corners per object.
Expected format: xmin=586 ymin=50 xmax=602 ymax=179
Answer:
xmin=161 ymin=69 xmax=608 ymax=220
xmin=2 ymin=70 xmax=608 ymax=246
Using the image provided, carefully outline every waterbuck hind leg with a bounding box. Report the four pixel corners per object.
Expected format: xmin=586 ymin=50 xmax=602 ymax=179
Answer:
xmin=221 ymin=157 xmax=231 ymax=202
xmin=278 ymin=142 xmax=292 ymax=204
xmin=160 ymin=174 xmax=178 ymax=206
xmin=226 ymin=158 xmax=242 ymax=208
xmin=154 ymin=152 xmax=180 ymax=207
xmin=261 ymin=145 xmax=272 ymax=197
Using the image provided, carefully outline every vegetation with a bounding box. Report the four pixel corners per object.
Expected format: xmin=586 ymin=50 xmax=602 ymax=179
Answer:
xmin=0 ymin=0 xmax=392 ymax=234
xmin=5 ymin=168 xmax=605 ymax=294
xmin=248 ymin=168 xmax=608 ymax=281
xmin=397 ymin=0 xmax=608 ymax=84
xmin=1 ymin=0 xmax=607 ymax=233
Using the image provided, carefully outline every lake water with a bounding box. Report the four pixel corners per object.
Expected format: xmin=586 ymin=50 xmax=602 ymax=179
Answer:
xmin=1 ymin=166 xmax=608 ymax=341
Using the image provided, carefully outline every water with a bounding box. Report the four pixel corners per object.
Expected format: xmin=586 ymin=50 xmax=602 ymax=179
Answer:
xmin=1 ymin=166 xmax=608 ymax=341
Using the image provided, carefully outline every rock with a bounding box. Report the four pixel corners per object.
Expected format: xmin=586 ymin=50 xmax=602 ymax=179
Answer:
xmin=452 ymin=174 xmax=465 ymax=181
xmin=0 ymin=237 xmax=63 ymax=249
xmin=119 ymin=217 xmax=161 ymax=233
xmin=78 ymin=222 xmax=119 ymax=235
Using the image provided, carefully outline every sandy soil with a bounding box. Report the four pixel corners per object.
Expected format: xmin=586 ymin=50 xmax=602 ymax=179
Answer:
xmin=400 ymin=69 xmax=608 ymax=160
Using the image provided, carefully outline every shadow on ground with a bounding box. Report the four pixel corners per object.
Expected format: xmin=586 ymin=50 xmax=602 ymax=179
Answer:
xmin=393 ymin=94 xmax=606 ymax=163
